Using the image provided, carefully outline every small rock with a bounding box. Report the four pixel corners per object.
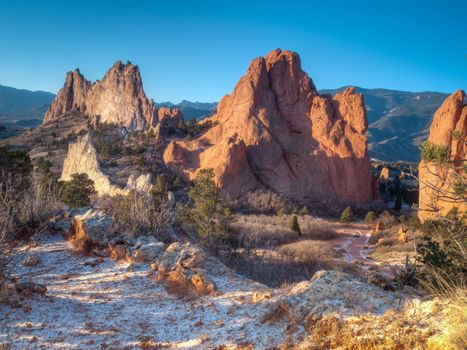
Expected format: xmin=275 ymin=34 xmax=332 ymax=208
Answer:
xmin=22 ymin=256 xmax=41 ymax=267
xmin=15 ymin=281 xmax=47 ymax=297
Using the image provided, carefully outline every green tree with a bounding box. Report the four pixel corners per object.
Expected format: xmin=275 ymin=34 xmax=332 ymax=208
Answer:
xmin=60 ymin=173 xmax=95 ymax=208
xmin=179 ymin=168 xmax=232 ymax=252
xmin=364 ymin=211 xmax=377 ymax=223
xmin=416 ymin=218 xmax=466 ymax=286
xmin=340 ymin=206 xmax=353 ymax=223
xmin=0 ymin=146 xmax=32 ymax=193
xmin=150 ymin=174 xmax=168 ymax=207
xmin=289 ymin=215 xmax=302 ymax=236
xmin=299 ymin=206 xmax=310 ymax=216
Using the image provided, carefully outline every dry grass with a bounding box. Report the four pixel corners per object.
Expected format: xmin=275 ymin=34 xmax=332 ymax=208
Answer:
xmin=1 ymin=180 xmax=61 ymax=282
xmin=279 ymin=240 xmax=338 ymax=262
xmin=304 ymin=310 xmax=439 ymax=350
xmin=225 ymin=190 xmax=295 ymax=214
xmin=101 ymin=191 xmax=174 ymax=240
xmin=224 ymin=214 xmax=349 ymax=286
xmin=231 ymin=214 xmax=339 ymax=248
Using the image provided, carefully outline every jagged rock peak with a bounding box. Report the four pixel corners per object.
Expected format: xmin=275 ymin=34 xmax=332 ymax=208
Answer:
xmin=164 ymin=49 xmax=375 ymax=206
xmin=43 ymin=69 xmax=90 ymax=123
xmin=43 ymin=61 xmax=158 ymax=131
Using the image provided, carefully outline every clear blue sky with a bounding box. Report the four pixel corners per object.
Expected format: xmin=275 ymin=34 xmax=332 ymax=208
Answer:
xmin=0 ymin=0 xmax=466 ymax=102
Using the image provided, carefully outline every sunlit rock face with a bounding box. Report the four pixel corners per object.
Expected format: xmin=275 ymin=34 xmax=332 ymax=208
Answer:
xmin=44 ymin=61 xmax=180 ymax=131
xmin=85 ymin=61 xmax=155 ymax=130
xmin=418 ymin=90 xmax=466 ymax=222
xmin=164 ymin=49 xmax=374 ymax=206
xmin=60 ymin=134 xmax=152 ymax=197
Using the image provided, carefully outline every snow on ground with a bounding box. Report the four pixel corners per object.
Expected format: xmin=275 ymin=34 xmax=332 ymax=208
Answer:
xmin=1 ymin=232 xmax=408 ymax=349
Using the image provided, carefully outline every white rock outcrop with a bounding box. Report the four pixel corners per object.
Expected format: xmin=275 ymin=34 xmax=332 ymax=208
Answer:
xmin=61 ymin=134 xmax=152 ymax=197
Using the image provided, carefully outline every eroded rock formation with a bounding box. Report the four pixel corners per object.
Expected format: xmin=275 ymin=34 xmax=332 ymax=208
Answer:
xmin=164 ymin=49 xmax=374 ymax=205
xmin=44 ymin=61 xmax=180 ymax=131
xmin=418 ymin=90 xmax=466 ymax=222
xmin=43 ymin=70 xmax=90 ymax=123
xmin=61 ymin=134 xmax=152 ymax=196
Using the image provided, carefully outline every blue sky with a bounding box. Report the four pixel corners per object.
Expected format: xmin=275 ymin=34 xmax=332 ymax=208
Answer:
xmin=0 ymin=0 xmax=466 ymax=102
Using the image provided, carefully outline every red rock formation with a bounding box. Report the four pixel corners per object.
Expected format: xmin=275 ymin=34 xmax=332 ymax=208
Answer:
xmin=44 ymin=61 xmax=178 ymax=131
xmin=43 ymin=69 xmax=90 ymax=123
xmin=154 ymin=107 xmax=184 ymax=128
xmin=418 ymin=90 xmax=466 ymax=221
xmin=164 ymin=49 xmax=374 ymax=205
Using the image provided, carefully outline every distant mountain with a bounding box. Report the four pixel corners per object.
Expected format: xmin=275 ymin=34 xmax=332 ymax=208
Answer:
xmin=0 ymin=82 xmax=449 ymax=163
xmin=0 ymin=84 xmax=55 ymax=126
xmin=158 ymin=100 xmax=217 ymax=121
xmin=319 ymin=87 xmax=449 ymax=162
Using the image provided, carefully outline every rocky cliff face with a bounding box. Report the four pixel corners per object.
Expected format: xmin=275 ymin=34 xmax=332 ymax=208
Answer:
xmin=85 ymin=61 xmax=155 ymax=130
xmin=418 ymin=90 xmax=466 ymax=222
xmin=44 ymin=61 xmax=173 ymax=131
xmin=164 ymin=49 xmax=375 ymax=205
xmin=43 ymin=70 xmax=90 ymax=123
xmin=61 ymin=133 xmax=152 ymax=196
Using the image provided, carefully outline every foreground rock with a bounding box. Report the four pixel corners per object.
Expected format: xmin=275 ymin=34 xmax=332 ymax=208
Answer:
xmin=164 ymin=49 xmax=376 ymax=206
xmin=43 ymin=61 xmax=181 ymax=131
xmin=418 ymin=90 xmax=466 ymax=222
xmin=65 ymin=208 xmax=118 ymax=253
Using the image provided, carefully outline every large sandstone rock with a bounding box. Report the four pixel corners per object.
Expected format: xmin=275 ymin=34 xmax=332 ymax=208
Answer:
xmin=163 ymin=49 xmax=374 ymax=205
xmin=418 ymin=90 xmax=466 ymax=222
xmin=43 ymin=61 xmax=182 ymax=131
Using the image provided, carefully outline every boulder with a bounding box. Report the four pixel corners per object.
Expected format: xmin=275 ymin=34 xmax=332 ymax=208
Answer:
xmin=14 ymin=281 xmax=47 ymax=297
xmin=67 ymin=209 xmax=118 ymax=253
xmin=398 ymin=226 xmax=408 ymax=243
xmin=129 ymin=236 xmax=165 ymax=263
xmin=159 ymin=242 xmax=206 ymax=273
xmin=126 ymin=173 xmax=153 ymax=193
xmin=164 ymin=49 xmax=375 ymax=206
xmin=22 ymin=255 xmax=41 ymax=267
xmin=108 ymin=242 xmax=129 ymax=261
xmin=157 ymin=267 xmax=218 ymax=299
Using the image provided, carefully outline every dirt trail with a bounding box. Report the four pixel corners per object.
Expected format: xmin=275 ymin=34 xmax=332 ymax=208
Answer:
xmin=338 ymin=223 xmax=393 ymax=277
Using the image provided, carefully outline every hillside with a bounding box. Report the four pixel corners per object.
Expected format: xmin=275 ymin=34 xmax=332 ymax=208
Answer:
xmin=0 ymin=84 xmax=55 ymax=139
xmin=319 ymin=87 xmax=448 ymax=162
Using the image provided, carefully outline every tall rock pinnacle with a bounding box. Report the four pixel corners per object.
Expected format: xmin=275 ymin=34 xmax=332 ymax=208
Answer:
xmin=164 ymin=49 xmax=375 ymax=206
xmin=43 ymin=61 xmax=156 ymax=130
